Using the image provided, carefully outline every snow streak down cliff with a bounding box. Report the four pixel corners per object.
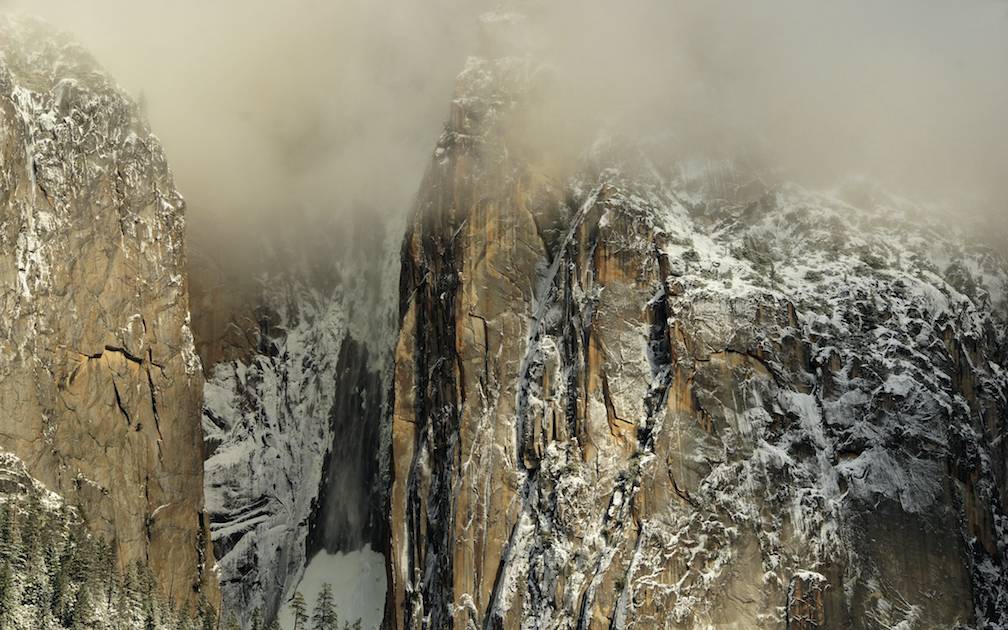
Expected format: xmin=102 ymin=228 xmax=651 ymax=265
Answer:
xmin=193 ymin=209 xmax=399 ymax=625
xmin=0 ymin=16 xmax=217 ymax=608
xmin=386 ymin=35 xmax=1008 ymax=630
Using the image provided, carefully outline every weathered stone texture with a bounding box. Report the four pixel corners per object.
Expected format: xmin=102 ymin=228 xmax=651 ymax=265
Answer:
xmin=0 ymin=17 xmax=217 ymax=606
xmin=386 ymin=30 xmax=1008 ymax=630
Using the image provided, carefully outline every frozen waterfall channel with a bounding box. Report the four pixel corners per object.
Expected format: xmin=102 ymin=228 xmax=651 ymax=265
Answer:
xmin=277 ymin=544 xmax=387 ymax=629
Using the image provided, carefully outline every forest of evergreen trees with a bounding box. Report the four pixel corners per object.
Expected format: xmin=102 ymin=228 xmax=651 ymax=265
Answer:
xmin=0 ymin=478 xmax=363 ymax=629
xmin=0 ymin=489 xmax=218 ymax=629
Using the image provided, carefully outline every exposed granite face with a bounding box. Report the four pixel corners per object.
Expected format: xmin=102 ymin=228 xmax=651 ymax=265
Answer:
xmin=386 ymin=28 xmax=1008 ymax=630
xmin=0 ymin=16 xmax=217 ymax=607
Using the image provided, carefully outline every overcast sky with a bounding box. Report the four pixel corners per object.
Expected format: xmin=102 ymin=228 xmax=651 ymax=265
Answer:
xmin=4 ymin=1 xmax=1007 ymax=239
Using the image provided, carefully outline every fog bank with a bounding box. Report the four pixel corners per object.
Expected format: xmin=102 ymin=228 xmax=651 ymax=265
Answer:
xmin=4 ymin=0 xmax=1006 ymax=242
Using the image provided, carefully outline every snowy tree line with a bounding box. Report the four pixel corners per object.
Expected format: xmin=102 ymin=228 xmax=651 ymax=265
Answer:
xmin=0 ymin=488 xmax=364 ymax=629
xmin=267 ymin=585 xmax=361 ymax=630
xmin=0 ymin=491 xmax=217 ymax=629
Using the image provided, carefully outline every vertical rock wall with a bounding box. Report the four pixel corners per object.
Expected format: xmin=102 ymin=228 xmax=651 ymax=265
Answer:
xmin=387 ymin=25 xmax=1008 ymax=629
xmin=0 ymin=17 xmax=217 ymax=607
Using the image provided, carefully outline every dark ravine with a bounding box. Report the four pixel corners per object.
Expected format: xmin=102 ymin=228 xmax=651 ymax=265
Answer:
xmin=192 ymin=207 xmax=400 ymax=624
xmin=307 ymin=335 xmax=389 ymax=557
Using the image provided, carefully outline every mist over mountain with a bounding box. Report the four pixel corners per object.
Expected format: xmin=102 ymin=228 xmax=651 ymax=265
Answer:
xmin=8 ymin=0 xmax=1007 ymax=244
xmin=0 ymin=2 xmax=1005 ymax=629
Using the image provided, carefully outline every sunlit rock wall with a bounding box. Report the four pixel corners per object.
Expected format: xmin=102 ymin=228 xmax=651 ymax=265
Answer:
xmin=386 ymin=17 xmax=1008 ymax=628
xmin=0 ymin=16 xmax=217 ymax=607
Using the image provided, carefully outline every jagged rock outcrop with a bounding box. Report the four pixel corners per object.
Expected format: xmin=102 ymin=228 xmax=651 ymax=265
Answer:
xmin=387 ymin=19 xmax=1008 ymax=629
xmin=193 ymin=210 xmax=398 ymax=624
xmin=0 ymin=17 xmax=217 ymax=607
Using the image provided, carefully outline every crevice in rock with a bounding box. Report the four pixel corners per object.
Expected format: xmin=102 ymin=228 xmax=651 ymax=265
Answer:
xmin=103 ymin=344 xmax=145 ymax=365
xmin=145 ymin=350 xmax=164 ymax=462
xmin=600 ymin=370 xmax=632 ymax=433
xmin=468 ymin=312 xmax=491 ymax=388
xmin=111 ymin=379 xmax=131 ymax=426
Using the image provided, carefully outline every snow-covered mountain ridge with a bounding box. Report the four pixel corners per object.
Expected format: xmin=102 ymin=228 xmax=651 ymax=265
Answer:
xmin=386 ymin=39 xmax=1008 ymax=628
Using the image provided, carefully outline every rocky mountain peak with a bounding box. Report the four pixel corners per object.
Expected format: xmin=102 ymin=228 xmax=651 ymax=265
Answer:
xmin=385 ymin=32 xmax=1008 ymax=628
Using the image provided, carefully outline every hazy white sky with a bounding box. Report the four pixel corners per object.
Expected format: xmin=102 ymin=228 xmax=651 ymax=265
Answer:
xmin=5 ymin=0 xmax=1007 ymax=237
xmin=5 ymin=0 xmax=485 ymax=242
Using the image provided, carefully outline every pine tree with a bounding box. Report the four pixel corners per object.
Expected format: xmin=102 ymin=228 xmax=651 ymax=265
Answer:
xmin=70 ymin=587 xmax=95 ymax=630
xmin=18 ymin=496 xmax=42 ymax=557
xmin=50 ymin=549 xmax=73 ymax=625
xmin=222 ymin=611 xmax=240 ymax=630
xmin=174 ymin=601 xmax=192 ymax=630
xmin=22 ymin=521 xmax=50 ymax=610
xmin=0 ymin=561 xmax=15 ymax=627
xmin=92 ymin=538 xmax=114 ymax=611
xmin=5 ymin=504 xmax=27 ymax=574
xmin=113 ymin=568 xmax=134 ymax=630
xmin=0 ymin=505 xmax=24 ymax=589
xmin=67 ymin=522 xmax=92 ymax=585
xmin=32 ymin=595 xmax=52 ymax=630
xmin=312 ymin=583 xmax=337 ymax=630
xmin=198 ymin=595 xmax=217 ymax=630
xmin=291 ymin=591 xmax=308 ymax=630
xmin=0 ymin=503 xmax=13 ymax=558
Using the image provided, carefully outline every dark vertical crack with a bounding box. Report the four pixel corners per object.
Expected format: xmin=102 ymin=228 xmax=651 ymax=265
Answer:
xmin=145 ymin=349 xmax=164 ymax=462
xmin=468 ymin=312 xmax=491 ymax=389
xmin=111 ymin=379 xmax=132 ymax=426
xmin=600 ymin=370 xmax=626 ymax=428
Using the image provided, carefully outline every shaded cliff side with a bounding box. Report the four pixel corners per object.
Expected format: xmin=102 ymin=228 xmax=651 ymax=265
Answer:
xmin=0 ymin=16 xmax=218 ymax=607
xmin=191 ymin=208 xmax=398 ymax=624
xmin=386 ymin=20 xmax=1008 ymax=629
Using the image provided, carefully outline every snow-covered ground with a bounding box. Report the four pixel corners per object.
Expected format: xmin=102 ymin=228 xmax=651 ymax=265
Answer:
xmin=276 ymin=545 xmax=387 ymax=630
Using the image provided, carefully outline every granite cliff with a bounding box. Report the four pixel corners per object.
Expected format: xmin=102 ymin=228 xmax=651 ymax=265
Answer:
xmin=386 ymin=18 xmax=1008 ymax=629
xmin=0 ymin=16 xmax=217 ymax=608
xmin=4 ymin=10 xmax=1006 ymax=630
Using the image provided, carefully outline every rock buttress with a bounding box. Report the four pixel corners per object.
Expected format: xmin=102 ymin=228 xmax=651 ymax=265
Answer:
xmin=0 ymin=17 xmax=218 ymax=607
xmin=386 ymin=38 xmax=1008 ymax=630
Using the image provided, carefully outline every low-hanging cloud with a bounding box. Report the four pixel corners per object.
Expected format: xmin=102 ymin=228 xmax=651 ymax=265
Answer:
xmin=4 ymin=0 xmax=1007 ymax=248
xmin=524 ymin=0 xmax=1008 ymax=220
xmin=3 ymin=0 xmax=488 ymax=260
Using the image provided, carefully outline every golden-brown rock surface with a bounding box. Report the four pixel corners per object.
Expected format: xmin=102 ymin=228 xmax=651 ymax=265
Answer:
xmin=386 ymin=24 xmax=1008 ymax=630
xmin=0 ymin=16 xmax=218 ymax=607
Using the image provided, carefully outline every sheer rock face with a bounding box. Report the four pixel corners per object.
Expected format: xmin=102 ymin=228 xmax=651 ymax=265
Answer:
xmin=387 ymin=46 xmax=1008 ymax=629
xmin=0 ymin=17 xmax=217 ymax=606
